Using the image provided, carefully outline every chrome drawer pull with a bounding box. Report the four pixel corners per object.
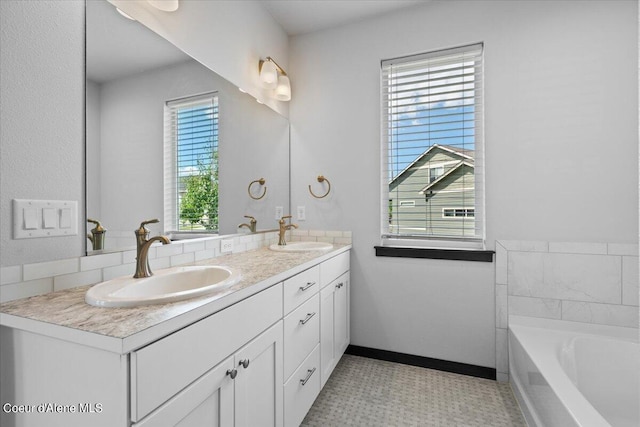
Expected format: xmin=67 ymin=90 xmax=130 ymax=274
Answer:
xmin=226 ymin=369 xmax=238 ymax=379
xmin=299 ymin=312 xmax=316 ymax=325
xmin=300 ymin=367 xmax=316 ymax=386
xmin=239 ymin=359 xmax=250 ymax=369
xmin=299 ymin=282 xmax=315 ymax=291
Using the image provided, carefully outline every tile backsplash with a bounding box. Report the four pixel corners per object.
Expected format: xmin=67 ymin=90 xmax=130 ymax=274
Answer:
xmin=494 ymin=240 xmax=639 ymax=382
xmin=0 ymin=230 xmax=352 ymax=303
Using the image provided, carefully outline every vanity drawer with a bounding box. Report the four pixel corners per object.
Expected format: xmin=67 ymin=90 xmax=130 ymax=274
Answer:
xmin=130 ymin=283 xmax=283 ymax=422
xmin=284 ymin=344 xmax=320 ymax=427
xmin=320 ymin=251 xmax=349 ymax=288
xmin=283 ymin=265 xmax=319 ymax=315
xmin=283 ymin=294 xmax=320 ymax=381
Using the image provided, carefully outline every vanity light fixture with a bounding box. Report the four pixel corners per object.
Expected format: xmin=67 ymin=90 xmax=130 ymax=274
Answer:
xmin=259 ymin=57 xmax=291 ymax=102
xmin=147 ymin=0 xmax=179 ymax=12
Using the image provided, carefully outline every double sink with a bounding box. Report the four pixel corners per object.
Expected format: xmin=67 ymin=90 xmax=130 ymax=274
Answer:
xmin=85 ymin=242 xmax=333 ymax=308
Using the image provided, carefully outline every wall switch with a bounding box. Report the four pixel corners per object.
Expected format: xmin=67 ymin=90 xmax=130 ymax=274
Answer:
xmin=23 ymin=207 xmax=38 ymax=230
xmin=60 ymin=208 xmax=72 ymax=229
xmin=13 ymin=199 xmax=78 ymax=239
xmin=275 ymin=206 xmax=284 ymax=220
xmin=220 ymin=239 xmax=234 ymax=253
xmin=297 ymin=206 xmax=306 ymax=221
xmin=43 ymin=208 xmax=57 ymax=229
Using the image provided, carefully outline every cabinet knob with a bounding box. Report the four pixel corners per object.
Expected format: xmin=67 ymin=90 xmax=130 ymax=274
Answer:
xmin=239 ymin=359 xmax=250 ymax=369
xmin=226 ymin=369 xmax=238 ymax=379
xmin=336 ymin=282 xmax=344 ymax=289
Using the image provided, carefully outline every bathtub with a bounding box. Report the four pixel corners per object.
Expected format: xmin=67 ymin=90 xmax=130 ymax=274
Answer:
xmin=509 ymin=315 xmax=639 ymax=427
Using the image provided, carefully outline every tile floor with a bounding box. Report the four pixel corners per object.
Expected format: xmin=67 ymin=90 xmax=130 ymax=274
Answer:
xmin=301 ymin=355 xmax=526 ymax=426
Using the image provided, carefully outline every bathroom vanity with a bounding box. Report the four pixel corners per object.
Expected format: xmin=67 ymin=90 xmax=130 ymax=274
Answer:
xmin=0 ymin=245 xmax=350 ymax=427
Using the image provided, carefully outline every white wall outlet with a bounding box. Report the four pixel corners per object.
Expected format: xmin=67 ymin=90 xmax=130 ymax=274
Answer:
xmin=297 ymin=206 xmax=306 ymax=221
xmin=275 ymin=206 xmax=284 ymax=220
xmin=220 ymin=239 xmax=234 ymax=253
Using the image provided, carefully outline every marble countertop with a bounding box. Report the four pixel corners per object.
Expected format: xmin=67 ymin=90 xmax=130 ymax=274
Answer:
xmin=0 ymin=245 xmax=350 ymax=353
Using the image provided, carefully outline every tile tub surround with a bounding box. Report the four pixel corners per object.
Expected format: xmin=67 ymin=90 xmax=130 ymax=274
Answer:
xmin=494 ymin=240 xmax=639 ymax=382
xmin=0 ymin=230 xmax=352 ymax=303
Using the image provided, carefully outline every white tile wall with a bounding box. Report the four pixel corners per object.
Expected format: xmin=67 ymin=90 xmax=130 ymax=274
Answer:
xmin=622 ymin=255 xmax=639 ymax=306
xmin=54 ymin=269 xmax=102 ymax=292
xmin=508 ymin=252 xmax=621 ymax=303
xmin=561 ymin=301 xmax=639 ymax=328
xmin=0 ymin=265 xmax=22 ymax=285
xmin=495 ymin=239 xmax=639 ymax=381
xmin=23 ymin=258 xmax=78 ymax=281
xmin=0 ymin=230 xmax=351 ymax=303
xmin=508 ymin=295 xmax=561 ymax=320
xmin=495 ymin=284 xmax=508 ymax=329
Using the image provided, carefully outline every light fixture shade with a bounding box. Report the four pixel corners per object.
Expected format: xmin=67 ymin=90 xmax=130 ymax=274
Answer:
xmin=147 ymin=0 xmax=179 ymax=12
xmin=260 ymin=60 xmax=278 ymax=89
xmin=274 ymin=75 xmax=291 ymax=101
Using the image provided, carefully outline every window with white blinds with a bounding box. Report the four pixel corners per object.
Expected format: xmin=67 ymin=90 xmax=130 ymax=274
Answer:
xmin=381 ymin=43 xmax=484 ymax=248
xmin=164 ymin=93 xmax=219 ymax=232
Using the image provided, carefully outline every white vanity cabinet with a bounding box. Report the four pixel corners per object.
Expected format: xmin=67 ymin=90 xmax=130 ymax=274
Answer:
xmin=319 ymin=252 xmax=350 ymax=387
xmin=0 ymin=247 xmax=351 ymax=427
xmin=131 ymin=284 xmax=283 ymax=426
xmin=134 ymin=321 xmax=283 ymax=427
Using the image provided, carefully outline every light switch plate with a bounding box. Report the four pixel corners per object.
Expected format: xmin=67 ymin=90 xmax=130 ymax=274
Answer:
xmin=13 ymin=199 xmax=78 ymax=239
xmin=275 ymin=206 xmax=284 ymax=220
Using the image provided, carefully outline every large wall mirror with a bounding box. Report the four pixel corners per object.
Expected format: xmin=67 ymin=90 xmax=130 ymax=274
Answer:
xmin=86 ymin=0 xmax=290 ymax=254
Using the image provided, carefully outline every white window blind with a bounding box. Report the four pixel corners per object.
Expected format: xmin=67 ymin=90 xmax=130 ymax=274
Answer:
xmin=381 ymin=43 xmax=484 ymax=247
xmin=164 ymin=93 xmax=219 ymax=232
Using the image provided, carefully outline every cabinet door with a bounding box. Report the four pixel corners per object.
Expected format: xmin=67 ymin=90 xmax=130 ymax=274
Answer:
xmin=134 ymin=356 xmax=235 ymax=427
xmin=234 ymin=321 xmax=284 ymax=427
xmin=320 ymin=272 xmax=350 ymax=388
xmin=334 ymin=273 xmax=350 ymax=357
xmin=319 ymin=283 xmax=336 ymax=388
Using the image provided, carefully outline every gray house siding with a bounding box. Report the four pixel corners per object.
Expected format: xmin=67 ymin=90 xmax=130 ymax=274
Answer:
xmin=389 ymin=147 xmax=475 ymax=237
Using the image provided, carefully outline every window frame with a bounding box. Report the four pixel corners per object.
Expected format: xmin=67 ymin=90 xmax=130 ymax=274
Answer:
xmin=380 ymin=43 xmax=485 ymax=251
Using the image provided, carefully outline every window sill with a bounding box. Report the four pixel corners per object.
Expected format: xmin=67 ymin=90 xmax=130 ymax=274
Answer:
xmin=374 ymin=246 xmax=494 ymax=262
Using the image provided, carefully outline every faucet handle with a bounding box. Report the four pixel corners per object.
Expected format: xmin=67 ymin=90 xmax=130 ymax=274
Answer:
xmin=244 ymin=215 xmax=256 ymax=223
xmin=87 ymin=218 xmax=105 ymax=232
xmin=137 ymin=219 xmax=159 ymax=234
xmin=279 ymin=215 xmax=292 ymax=223
xmin=140 ymin=219 xmax=159 ymax=228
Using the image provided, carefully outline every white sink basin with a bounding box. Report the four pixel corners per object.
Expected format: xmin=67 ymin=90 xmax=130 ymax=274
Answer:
xmin=85 ymin=265 xmax=241 ymax=308
xmin=269 ymin=242 xmax=333 ymax=252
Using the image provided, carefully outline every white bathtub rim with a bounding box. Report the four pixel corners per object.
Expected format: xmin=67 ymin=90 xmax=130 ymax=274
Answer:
xmin=508 ymin=315 xmax=638 ymax=427
xmin=509 ymin=315 xmax=638 ymax=340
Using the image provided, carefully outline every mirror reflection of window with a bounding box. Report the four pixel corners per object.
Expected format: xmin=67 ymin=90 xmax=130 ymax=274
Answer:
xmin=164 ymin=93 xmax=219 ymax=233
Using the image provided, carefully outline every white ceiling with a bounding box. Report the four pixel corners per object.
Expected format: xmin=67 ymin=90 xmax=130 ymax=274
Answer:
xmin=86 ymin=0 xmax=430 ymax=83
xmin=262 ymin=0 xmax=430 ymax=36
xmin=86 ymin=0 xmax=190 ymax=83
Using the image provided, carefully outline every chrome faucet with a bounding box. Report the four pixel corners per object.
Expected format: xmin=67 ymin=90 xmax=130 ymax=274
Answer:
xmin=238 ymin=215 xmax=257 ymax=233
xmin=278 ymin=215 xmax=298 ymax=246
xmin=134 ymin=219 xmax=170 ymax=278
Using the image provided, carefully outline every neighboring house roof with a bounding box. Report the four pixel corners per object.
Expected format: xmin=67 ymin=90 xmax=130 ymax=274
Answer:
xmin=389 ymin=144 xmax=474 ymax=186
xmin=419 ymin=160 xmax=474 ymax=194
